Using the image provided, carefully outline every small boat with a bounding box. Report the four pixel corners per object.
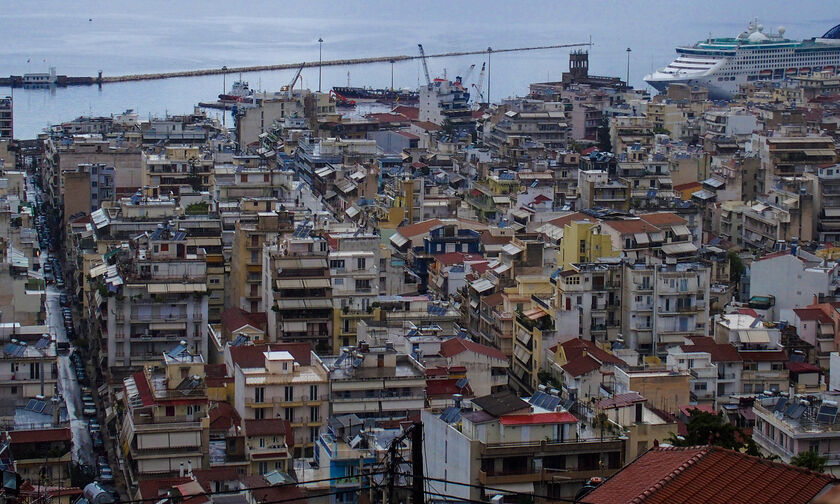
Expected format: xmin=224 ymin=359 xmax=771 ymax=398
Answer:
xmin=219 ymin=81 xmax=253 ymax=102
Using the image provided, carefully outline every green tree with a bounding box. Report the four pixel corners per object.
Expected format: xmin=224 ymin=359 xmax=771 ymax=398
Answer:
xmin=597 ymin=117 xmax=612 ymax=153
xmin=728 ymin=250 xmax=744 ymax=283
xmin=667 ymin=409 xmax=759 ymax=456
xmin=791 ymin=450 xmax=827 ymax=472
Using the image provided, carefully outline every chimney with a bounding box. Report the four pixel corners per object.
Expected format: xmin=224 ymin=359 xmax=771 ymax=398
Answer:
xmin=187 ymin=460 xmax=193 ymax=477
xmin=179 ymin=463 xmax=185 ymax=477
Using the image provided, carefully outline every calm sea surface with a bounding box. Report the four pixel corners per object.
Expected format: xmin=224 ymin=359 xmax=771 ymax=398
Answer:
xmin=0 ymin=1 xmax=831 ymax=138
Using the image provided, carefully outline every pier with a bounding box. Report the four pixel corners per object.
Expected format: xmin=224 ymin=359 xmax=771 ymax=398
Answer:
xmin=0 ymin=42 xmax=590 ymax=88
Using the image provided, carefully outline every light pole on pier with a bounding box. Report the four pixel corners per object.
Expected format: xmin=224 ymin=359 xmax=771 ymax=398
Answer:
xmin=626 ymin=47 xmax=631 ymax=88
xmin=318 ymin=38 xmax=324 ymax=92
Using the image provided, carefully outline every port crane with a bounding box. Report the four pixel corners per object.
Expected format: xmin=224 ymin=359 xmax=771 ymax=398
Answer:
xmin=472 ymin=62 xmax=486 ymax=106
xmin=283 ymin=64 xmax=305 ymax=98
xmin=417 ymin=44 xmax=431 ymax=86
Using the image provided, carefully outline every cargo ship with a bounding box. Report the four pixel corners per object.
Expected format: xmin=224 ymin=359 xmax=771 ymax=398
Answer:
xmin=331 ymin=86 xmax=419 ymax=104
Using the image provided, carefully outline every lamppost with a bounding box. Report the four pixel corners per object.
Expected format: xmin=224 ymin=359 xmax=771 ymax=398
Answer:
xmin=318 ymin=38 xmax=324 ymax=93
xmin=390 ymin=59 xmax=395 ymax=91
xmin=626 ymin=48 xmax=631 ymax=88
xmin=487 ymin=47 xmax=493 ymax=104
xmin=222 ymin=65 xmax=228 ymax=94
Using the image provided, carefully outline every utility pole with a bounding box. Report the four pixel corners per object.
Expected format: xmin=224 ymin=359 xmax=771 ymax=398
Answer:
xmin=626 ymin=47 xmax=631 ymax=88
xmin=411 ymin=422 xmax=424 ymax=504
xmin=318 ymin=38 xmax=324 ymax=93
xmin=390 ymin=60 xmax=395 ymax=91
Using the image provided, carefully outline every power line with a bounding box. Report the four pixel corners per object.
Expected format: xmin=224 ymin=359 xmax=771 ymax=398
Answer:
xmin=398 ymin=473 xmax=580 ymax=504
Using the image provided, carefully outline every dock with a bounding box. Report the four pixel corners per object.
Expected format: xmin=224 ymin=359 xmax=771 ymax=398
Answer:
xmin=0 ymin=42 xmax=589 ymax=88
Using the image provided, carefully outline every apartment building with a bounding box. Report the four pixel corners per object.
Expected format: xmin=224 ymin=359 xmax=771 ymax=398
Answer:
xmin=621 ymin=261 xmax=710 ymax=356
xmin=750 ymin=248 xmax=840 ymax=320
xmin=0 ymin=336 xmax=58 ymax=416
xmin=98 ymin=225 xmax=209 ymax=373
xmin=230 ymin=210 xmax=295 ymax=313
xmin=228 ymin=343 xmax=328 ymax=459
xmin=577 ymin=170 xmax=629 ymax=211
xmin=142 ymin=145 xmax=214 ymax=196
xmin=0 ymin=96 xmax=11 ymax=139
xmin=322 ymin=343 xmax=425 ymax=420
xmin=813 ymin=163 xmax=840 ymax=243
xmin=119 ymin=347 xmax=210 ymax=485
xmin=610 ymin=116 xmax=654 ymax=153
xmin=553 ymin=261 xmax=622 ymax=345
xmin=261 ymin=234 xmax=332 ymax=351
xmin=328 ymin=231 xmax=380 ymax=350
xmin=62 ymin=162 xmax=115 ymax=228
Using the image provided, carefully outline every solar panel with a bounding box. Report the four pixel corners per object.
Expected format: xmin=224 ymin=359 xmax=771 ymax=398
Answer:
xmin=544 ymin=395 xmax=561 ymax=411
xmin=25 ymin=399 xmax=37 ymax=411
xmin=789 ymin=404 xmax=807 ymax=420
xmin=33 ymin=401 xmax=46 ymax=414
xmin=816 ymin=405 xmax=838 ymax=423
xmin=455 ymin=378 xmax=468 ymax=389
xmin=351 ymin=357 xmax=363 ymax=368
xmin=35 ymin=338 xmax=50 ymax=350
xmin=784 ymin=402 xmax=799 ymax=417
xmin=333 ymin=352 xmax=349 ymax=368
xmin=773 ymin=398 xmax=788 ymax=413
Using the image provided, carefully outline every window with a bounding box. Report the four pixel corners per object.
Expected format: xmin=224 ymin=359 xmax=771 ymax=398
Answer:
xmin=254 ymin=408 xmax=265 ymax=420
xmin=166 ymin=406 xmax=175 ymax=416
xmin=357 ymin=257 xmax=366 ymax=269
xmin=259 ymin=437 xmax=265 ymax=448
xmin=310 ymin=406 xmax=319 ymax=422
xmin=254 ymin=387 xmax=265 ymax=403
xmin=330 ymin=259 xmax=345 ymax=269
xmin=284 ymin=407 xmax=293 ymax=421
xmin=258 ymin=462 xmax=268 ymax=475
xmin=284 ymin=386 xmax=293 ymax=402
xmin=29 ymin=362 xmax=39 ymax=380
xmin=310 ymin=427 xmax=319 ymax=443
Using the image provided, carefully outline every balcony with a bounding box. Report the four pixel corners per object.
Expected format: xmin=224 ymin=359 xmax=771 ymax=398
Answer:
xmin=480 ymin=438 xmax=623 ymax=458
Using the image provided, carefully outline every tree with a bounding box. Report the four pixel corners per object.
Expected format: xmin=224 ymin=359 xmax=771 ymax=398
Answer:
xmin=667 ymin=409 xmax=759 ymax=456
xmin=791 ymin=450 xmax=827 ymax=472
xmin=597 ymin=117 xmax=612 ymax=153
xmin=728 ymin=250 xmax=744 ymax=283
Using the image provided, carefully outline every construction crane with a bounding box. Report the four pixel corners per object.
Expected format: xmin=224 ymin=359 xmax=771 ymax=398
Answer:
xmin=472 ymin=62 xmax=486 ymax=105
xmin=283 ymin=64 xmax=304 ymax=98
xmin=461 ymin=63 xmax=476 ymax=83
xmin=417 ymin=44 xmax=431 ymax=86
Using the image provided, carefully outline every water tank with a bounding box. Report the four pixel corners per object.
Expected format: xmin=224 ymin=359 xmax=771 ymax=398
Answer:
xmin=83 ymin=483 xmax=114 ymax=504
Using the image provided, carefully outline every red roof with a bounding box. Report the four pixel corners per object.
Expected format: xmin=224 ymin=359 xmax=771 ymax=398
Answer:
xmin=737 ymin=307 xmax=760 ymax=318
xmin=228 ymin=342 xmax=312 ymax=369
xmin=425 ymin=378 xmax=473 ymax=397
xmin=209 ymin=401 xmax=240 ymax=432
xmin=395 ymin=218 xmax=443 ymax=239
xmin=561 ymin=338 xmax=626 ymax=367
xmin=679 ymin=404 xmax=717 ymax=417
xmin=561 ymin=355 xmax=602 ymax=377
xmin=138 ymin=477 xmax=192 ymax=501
xmin=547 ymin=212 xmax=590 ymax=228
xmin=9 ymin=427 xmax=71 ymax=444
xmin=682 ymin=337 xmax=742 ymax=362
xmin=500 ymin=412 xmax=578 ymax=425
xmin=581 ymin=146 xmax=599 ymax=155
xmin=220 ymin=308 xmax=267 ymax=335
xmin=786 ymin=361 xmax=822 ymax=374
xmin=793 ymin=307 xmax=833 ymax=324
xmin=533 ymin=194 xmax=552 ymax=204
xmin=130 ymin=370 xmax=156 ymax=406
xmin=739 ymin=350 xmax=788 ymax=362
xmin=366 ymin=112 xmax=410 ymax=124
xmin=580 ymin=445 xmax=835 ymax=504
xmin=435 ymin=252 xmax=484 ymax=267
xmin=440 ymin=337 xmax=508 ymax=362
xmin=244 ymin=419 xmax=292 ymax=440
xmin=392 ymin=105 xmax=419 ymax=120
xmin=639 ymin=212 xmax=687 ymax=227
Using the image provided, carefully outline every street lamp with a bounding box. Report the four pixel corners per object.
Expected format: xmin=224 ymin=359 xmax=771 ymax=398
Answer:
xmin=487 ymin=47 xmax=493 ymax=104
xmin=222 ymin=65 xmax=228 ymax=95
xmin=318 ymin=38 xmax=324 ymax=93
xmin=626 ymin=48 xmax=631 ymax=88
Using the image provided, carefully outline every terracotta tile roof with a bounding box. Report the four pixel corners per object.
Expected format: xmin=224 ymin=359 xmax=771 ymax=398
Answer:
xmin=366 ymin=113 xmax=410 ymax=124
xmin=479 ymin=231 xmax=513 ymax=245
xmin=561 ymin=338 xmax=626 ymax=367
xmin=209 ymin=401 xmax=240 ymax=432
xmin=228 ymin=342 xmax=313 ymax=369
xmin=739 ymin=350 xmax=788 ymax=362
xmin=244 ymin=419 xmax=292 ymax=439
xmin=138 ymin=477 xmax=192 ymax=501
xmin=679 ymin=404 xmax=717 ymax=417
xmin=639 ymin=212 xmax=687 ymax=227
xmin=793 ymin=307 xmax=833 ymax=324
xmin=602 ymin=218 xmax=662 ymax=235
xmin=737 ymin=307 xmax=760 ymax=318
xmin=205 ymin=364 xmax=232 ymax=388
xmin=191 ymin=467 xmax=239 ymax=490
xmin=395 ymin=218 xmax=443 ymax=239
xmin=440 ymin=337 xmax=508 ymax=362
xmin=425 ymin=378 xmax=473 ymax=397
xmin=546 ymin=212 xmax=590 ymax=228
xmin=9 ymin=427 xmax=71 ymax=444
xmin=481 ymin=292 xmax=505 ymax=307
xmin=561 ymin=355 xmax=602 ymax=377
xmin=241 ymin=475 xmax=308 ymax=504
xmin=472 ymin=391 xmax=530 ymax=417
xmin=500 ymin=412 xmax=578 ymax=425
xmin=412 ymin=121 xmax=441 ymax=131
xmin=435 ymin=252 xmax=484 ymax=266
xmin=220 ymin=308 xmax=267 ymax=334
xmin=682 ymin=338 xmax=742 ymax=362
xmin=581 ymin=445 xmax=835 ymax=504
xmin=786 ymin=361 xmax=822 ymax=374
xmin=673 ymin=181 xmax=703 ymax=192
xmin=392 ymin=105 xmax=419 ymax=120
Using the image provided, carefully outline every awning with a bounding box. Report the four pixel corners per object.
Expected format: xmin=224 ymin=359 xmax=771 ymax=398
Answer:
xmin=275 ymin=298 xmax=333 ymax=309
xmin=741 ymin=329 xmax=771 ymax=344
xmin=648 ymin=231 xmax=665 ymax=243
xmin=493 ymin=196 xmax=511 ymax=205
xmin=390 ymin=233 xmax=409 ymax=249
xmin=146 ymin=283 xmax=207 ymax=294
xmin=634 ymin=233 xmax=650 ymax=245
xmin=470 ymin=278 xmax=494 ymax=293
xmin=692 ymin=189 xmax=716 ymax=200
xmin=657 ymin=177 xmax=673 ymax=186
xmin=150 ymin=322 xmax=186 ymax=331
xmin=345 ymin=206 xmax=360 ymax=218
xmin=501 ymin=243 xmax=523 ymax=256
xmin=661 ymin=242 xmax=698 ymax=255
xmin=484 ymin=483 xmax=534 ymax=497
xmin=702 ymin=177 xmax=725 ymax=189
xmin=89 ymin=264 xmax=108 ymax=278
xmin=671 ymin=224 xmax=691 ymax=237
xmin=826 ymin=208 xmax=840 ymax=217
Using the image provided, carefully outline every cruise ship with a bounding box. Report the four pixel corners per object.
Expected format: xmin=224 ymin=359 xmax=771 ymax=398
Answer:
xmin=644 ymin=20 xmax=840 ymax=99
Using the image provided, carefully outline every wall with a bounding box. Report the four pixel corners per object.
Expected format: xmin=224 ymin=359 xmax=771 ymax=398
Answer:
xmin=421 ymin=410 xmax=478 ymax=502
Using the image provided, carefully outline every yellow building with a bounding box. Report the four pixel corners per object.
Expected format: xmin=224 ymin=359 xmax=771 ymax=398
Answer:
xmin=557 ymin=219 xmax=619 ymax=270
